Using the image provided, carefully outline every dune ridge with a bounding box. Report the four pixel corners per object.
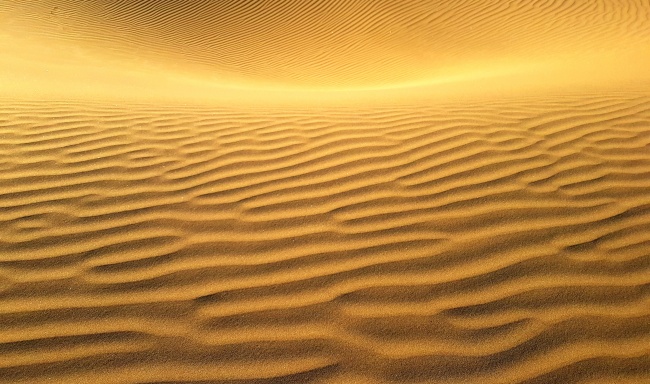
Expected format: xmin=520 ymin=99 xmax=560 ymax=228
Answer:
xmin=1 ymin=93 xmax=649 ymax=383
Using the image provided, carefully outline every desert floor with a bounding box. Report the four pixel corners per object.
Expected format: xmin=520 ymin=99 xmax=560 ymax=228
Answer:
xmin=1 ymin=1 xmax=650 ymax=383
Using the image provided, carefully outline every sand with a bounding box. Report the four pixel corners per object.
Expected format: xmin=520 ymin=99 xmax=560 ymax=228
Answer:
xmin=1 ymin=1 xmax=650 ymax=383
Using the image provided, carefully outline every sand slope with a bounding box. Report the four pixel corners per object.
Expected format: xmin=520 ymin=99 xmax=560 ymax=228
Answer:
xmin=1 ymin=1 xmax=650 ymax=383
xmin=1 ymin=94 xmax=650 ymax=383
xmin=2 ymin=0 xmax=650 ymax=96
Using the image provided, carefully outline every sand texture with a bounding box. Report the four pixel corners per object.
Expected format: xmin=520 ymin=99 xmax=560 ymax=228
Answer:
xmin=1 ymin=1 xmax=650 ymax=384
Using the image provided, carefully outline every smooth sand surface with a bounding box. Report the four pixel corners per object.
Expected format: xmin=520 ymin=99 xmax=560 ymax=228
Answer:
xmin=1 ymin=1 xmax=650 ymax=383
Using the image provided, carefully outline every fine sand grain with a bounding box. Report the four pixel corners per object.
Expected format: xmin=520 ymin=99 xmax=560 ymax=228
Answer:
xmin=1 ymin=1 xmax=650 ymax=383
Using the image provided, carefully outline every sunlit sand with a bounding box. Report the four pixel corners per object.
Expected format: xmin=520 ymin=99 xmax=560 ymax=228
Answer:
xmin=1 ymin=1 xmax=650 ymax=383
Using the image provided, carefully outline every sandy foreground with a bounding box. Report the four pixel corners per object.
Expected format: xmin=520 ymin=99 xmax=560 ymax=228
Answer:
xmin=1 ymin=1 xmax=650 ymax=383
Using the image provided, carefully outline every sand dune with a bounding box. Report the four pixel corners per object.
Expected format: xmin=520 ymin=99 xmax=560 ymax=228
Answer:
xmin=1 ymin=1 xmax=650 ymax=384
xmin=4 ymin=0 xmax=650 ymax=89
xmin=2 ymin=0 xmax=650 ymax=101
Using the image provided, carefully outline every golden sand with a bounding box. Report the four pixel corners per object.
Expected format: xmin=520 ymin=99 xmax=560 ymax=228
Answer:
xmin=1 ymin=1 xmax=649 ymax=383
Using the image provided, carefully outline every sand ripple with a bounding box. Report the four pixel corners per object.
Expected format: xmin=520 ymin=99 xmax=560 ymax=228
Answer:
xmin=1 ymin=94 xmax=649 ymax=383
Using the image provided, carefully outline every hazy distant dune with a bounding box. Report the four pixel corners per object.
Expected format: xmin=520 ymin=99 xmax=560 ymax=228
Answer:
xmin=3 ymin=0 xmax=650 ymax=88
